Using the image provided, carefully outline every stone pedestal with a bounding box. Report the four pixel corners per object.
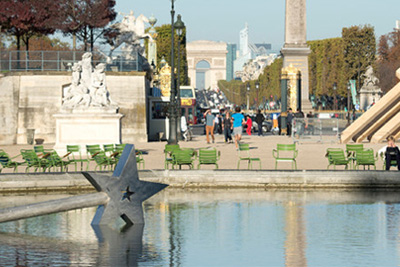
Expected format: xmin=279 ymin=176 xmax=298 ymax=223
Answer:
xmin=282 ymin=0 xmax=312 ymax=112
xmin=359 ymin=86 xmax=382 ymax=111
xmin=53 ymin=108 xmax=123 ymax=153
xmin=282 ymin=48 xmax=312 ymax=112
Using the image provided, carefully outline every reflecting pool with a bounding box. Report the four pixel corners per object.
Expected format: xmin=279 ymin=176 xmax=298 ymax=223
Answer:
xmin=0 ymin=189 xmax=400 ymax=266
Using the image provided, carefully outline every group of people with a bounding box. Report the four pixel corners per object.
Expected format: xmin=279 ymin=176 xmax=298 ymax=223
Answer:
xmin=204 ymin=107 xmax=263 ymax=149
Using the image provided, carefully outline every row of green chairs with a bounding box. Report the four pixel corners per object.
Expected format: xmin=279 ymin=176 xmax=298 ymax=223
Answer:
xmin=326 ymin=145 xmax=378 ymax=170
xmin=164 ymin=144 xmax=220 ymax=170
xmin=0 ymin=144 xmax=143 ymax=173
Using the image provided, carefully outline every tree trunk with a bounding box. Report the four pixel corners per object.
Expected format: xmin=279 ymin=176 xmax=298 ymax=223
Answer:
xmin=90 ymin=27 xmax=94 ymax=52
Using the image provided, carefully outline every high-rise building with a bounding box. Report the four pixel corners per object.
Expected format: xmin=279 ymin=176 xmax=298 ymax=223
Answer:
xmin=239 ymin=23 xmax=250 ymax=56
xmin=396 ymin=20 xmax=400 ymax=30
xmin=226 ymin=44 xmax=237 ymax=82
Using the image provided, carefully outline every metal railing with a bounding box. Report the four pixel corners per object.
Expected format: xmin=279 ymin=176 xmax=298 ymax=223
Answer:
xmin=0 ymin=50 xmax=143 ymax=72
xmin=291 ymin=117 xmax=348 ymax=144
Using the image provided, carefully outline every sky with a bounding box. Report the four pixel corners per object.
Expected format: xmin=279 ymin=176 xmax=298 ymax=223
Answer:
xmin=115 ymin=0 xmax=400 ymax=51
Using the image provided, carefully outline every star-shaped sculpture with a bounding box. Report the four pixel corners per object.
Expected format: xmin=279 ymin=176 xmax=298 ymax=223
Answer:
xmin=83 ymin=144 xmax=167 ymax=227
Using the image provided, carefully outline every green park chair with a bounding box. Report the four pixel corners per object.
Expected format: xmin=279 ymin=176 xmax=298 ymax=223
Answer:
xmin=346 ymin=144 xmax=364 ymax=169
xmin=66 ymin=145 xmax=89 ymax=171
xmin=112 ymin=143 xmax=127 ymax=164
xmin=355 ymin=149 xmax=377 ymax=170
xmin=325 ymin=148 xmax=350 ymax=170
xmin=272 ymin=143 xmax=298 ymax=170
xmin=171 ymin=149 xmax=196 ymax=170
xmin=20 ymin=149 xmax=51 ymax=173
xmin=88 ymin=150 xmax=116 ymax=171
xmin=0 ymin=149 xmax=24 ymax=173
xmin=379 ymin=151 xmax=399 ymax=170
xmin=46 ymin=149 xmax=72 ymax=172
xmin=198 ymin=148 xmax=220 ymax=169
xmin=86 ymin=144 xmax=102 ymax=170
xmin=237 ymin=143 xmax=261 ymax=170
xmin=103 ymin=144 xmax=115 ymax=157
xmin=164 ymin=144 xmax=180 ymax=169
xmin=136 ymin=149 xmax=145 ymax=169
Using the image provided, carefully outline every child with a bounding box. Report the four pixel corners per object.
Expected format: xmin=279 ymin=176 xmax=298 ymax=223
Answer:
xmin=246 ymin=115 xmax=252 ymax=136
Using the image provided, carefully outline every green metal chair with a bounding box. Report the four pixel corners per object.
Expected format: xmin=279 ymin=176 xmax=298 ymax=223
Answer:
xmin=346 ymin=144 xmax=364 ymax=169
xmin=272 ymin=143 xmax=298 ymax=170
xmin=86 ymin=144 xmax=102 ymax=170
xmin=136 ymin=150 xmax=145 ymax=169
xmin=237 ymin=143 xmax=261 ymax=170
xmin=46 ymin=149 xmax=72 ymax=172
xmin=171 ymin=149 xmax=196 ymax=169
xmin=66 ymin=145 xmax=89 ymax=171
xmin=380 ymin=151 xmax=398 ymax=170
xmin=355 ymin=149 xmax=377 ymax=170
xmin=0 ymin=149 xmax=24 ymax=173
xmin=198 ymin=148 xmax=220 ymax=169
xmin=325 ymin=148 xmax=350 ymax=170
xmin=88 ymin=150 xmax=116 ymax=171
xmin=20 ymin=149 xmax=51 ymax=173
xmin=103 ymin=144 xmax=115 ymax=156
xmin=164 ymin=144 xmax=180 ymax=169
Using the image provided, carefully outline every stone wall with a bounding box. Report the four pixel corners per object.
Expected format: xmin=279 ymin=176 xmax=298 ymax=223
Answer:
xmin=0 ymin=71 xmax=148 ymax=145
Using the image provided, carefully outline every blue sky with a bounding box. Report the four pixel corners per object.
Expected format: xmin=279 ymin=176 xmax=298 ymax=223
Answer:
xmin=115 ymin=0 xmax=400 ymax=51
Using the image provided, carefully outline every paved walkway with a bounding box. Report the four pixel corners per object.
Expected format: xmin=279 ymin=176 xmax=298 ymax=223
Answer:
xmin=0 ymin=133 xmax=390 ymax=172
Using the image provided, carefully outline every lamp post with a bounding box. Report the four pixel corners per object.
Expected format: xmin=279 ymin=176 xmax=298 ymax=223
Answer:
xmin=246 ymin=83 xmax=250 ymax=111
xmin=333 ymin=82 xmax=337 ymax=111
xmin=168 ymin=0 xmax=177 ymax=144
xmin=347 ymin=81 xmax=351 ymax=126
xmin=255 ymin=81 xmax=260 ymax=109
xmin=174 ymin=14 xmax=185 ymax=138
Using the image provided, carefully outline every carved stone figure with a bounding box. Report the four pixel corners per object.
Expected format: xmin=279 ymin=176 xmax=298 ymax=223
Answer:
xmin=62 ymin=63 xmax=91 ymax=108
xmin=62 ymin=55 xmax=116 ymax=109
xmin=91 ymin=63 xmax=110 ymax=107
xmin=362 ymin=66 xmax=379 ymax=87
xmin=107 ymin=12 xmax=153 ymax=63
xmin=359 ymin=66 xmax=382 ymax=110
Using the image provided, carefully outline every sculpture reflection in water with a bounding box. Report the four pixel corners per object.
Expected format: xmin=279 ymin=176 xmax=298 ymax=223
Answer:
xmin=0 ymin=222 xmax=146 ymax=266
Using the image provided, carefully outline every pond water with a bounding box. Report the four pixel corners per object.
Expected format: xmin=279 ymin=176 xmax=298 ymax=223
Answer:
xmin=0 ymin=189 xmax=400 ymax=267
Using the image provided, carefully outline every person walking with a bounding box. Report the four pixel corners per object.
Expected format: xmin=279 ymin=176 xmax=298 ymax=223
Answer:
xmin=255 ymin=109 xmax=265 ymax=136
xmin=287 ymin=108 xmax=293 ymax=136
xmin=222 ymin=112 xmax=233 ymax=143
xmin=181 ymin=115 xmax=188 ymax=141
xmin=204 ymin=109 xmax=215 ymax=144
xmin=232 ymin=107 xmax=245 ymax=149
xmin=245 ymin=115 xmax=252 ymax=136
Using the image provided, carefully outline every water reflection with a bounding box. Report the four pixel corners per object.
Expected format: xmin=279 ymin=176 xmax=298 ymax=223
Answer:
xmin=1 ymin=189 xmax=400 ymax=266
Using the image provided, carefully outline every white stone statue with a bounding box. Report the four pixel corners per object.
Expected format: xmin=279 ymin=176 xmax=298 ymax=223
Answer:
xmin=107 ymin=12 xmax=153 ymax=63
xmin=62 ymin=55 xmax=116 ymax=109
xmin=62 ymin=63 xmax=91 ymax=108
xmin=362 ymin=66 xmax=379 ymax=87
xmin=91 ymin=63 xmax=111 ymax=107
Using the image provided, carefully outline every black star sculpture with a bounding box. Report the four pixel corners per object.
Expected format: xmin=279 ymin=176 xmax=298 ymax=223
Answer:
xmin=83 ymin=144 xmax=167 ymax=227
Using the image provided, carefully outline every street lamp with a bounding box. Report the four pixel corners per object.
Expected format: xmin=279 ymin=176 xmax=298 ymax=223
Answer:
xmin=255 ymin=81 xmax=260 ymax=109
xmin=246 ymin=83 xmax=250 ymax=111
xmin=332 ymin=82 xmax=337 ymax=111
xmin=174 ymin=14 xmax=185 ymax=137
xmin=168 ymin=0 xmax=177 ymax=144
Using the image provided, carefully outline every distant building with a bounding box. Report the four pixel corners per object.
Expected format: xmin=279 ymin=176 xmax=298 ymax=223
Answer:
xmin=233 ymin=23 xmax=272 ymax=77
xmin=186 ymin=40 xmax=227 ymax=90
xmin=226 ymin=43 xmax=237 ymax=82
xmin=396 ymin=20 xmax=400 ymax=30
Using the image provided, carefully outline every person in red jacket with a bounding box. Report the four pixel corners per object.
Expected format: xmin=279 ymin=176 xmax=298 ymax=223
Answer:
xmin=245 ymin=115 xmax=252 ymax=136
